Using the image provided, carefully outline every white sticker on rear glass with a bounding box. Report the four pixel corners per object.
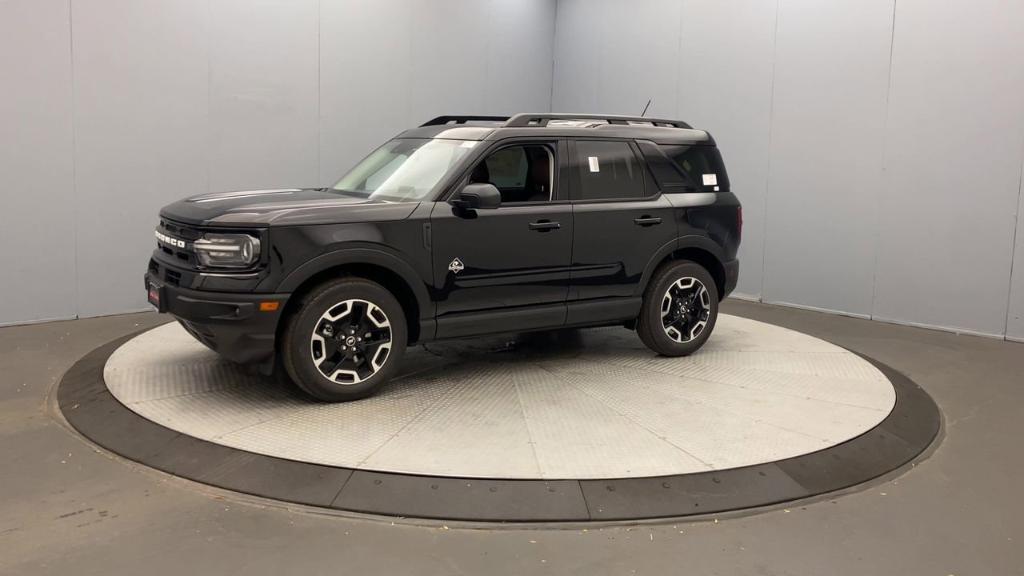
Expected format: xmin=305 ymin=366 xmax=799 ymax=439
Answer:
xmin=702 ymin=173 xmax=718 ymax=186
xmin=588 ymin=156 xmax=600 ymax=172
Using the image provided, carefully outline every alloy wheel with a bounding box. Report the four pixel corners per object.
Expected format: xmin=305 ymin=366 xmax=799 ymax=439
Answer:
xmin=661 ymin=277 xmax=712 ymax=343
xmin=310 ymin=299 xmax=392 ymax=385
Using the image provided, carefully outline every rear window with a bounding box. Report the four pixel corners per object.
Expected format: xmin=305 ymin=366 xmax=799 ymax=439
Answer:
xmin=638 ymin=141 xmax=729 ymax=193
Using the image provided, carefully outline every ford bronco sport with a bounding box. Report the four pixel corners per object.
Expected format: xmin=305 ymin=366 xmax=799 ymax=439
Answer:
xmin=146 ymin=113 xmax=741 ymax=401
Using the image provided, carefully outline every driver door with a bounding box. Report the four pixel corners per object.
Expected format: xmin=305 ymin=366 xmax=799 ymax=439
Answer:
xmin=429 ymin=140 xmax=573 ymax=338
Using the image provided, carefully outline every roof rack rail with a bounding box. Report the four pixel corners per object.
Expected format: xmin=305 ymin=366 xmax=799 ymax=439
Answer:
xmin=505 ymin=113 xmax=692 ymax=129
xmin=421 ymin=115 xmax=510 ymax=127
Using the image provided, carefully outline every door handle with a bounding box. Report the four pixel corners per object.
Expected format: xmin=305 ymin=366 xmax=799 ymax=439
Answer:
xmin=633 ymin=216 xmax=663 ymax=227
xmin=529 ymin=220 xmax=561 ymax=232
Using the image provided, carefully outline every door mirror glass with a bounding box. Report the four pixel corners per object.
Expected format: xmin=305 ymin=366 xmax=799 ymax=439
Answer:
xmin=452 ymin=183 xmax=501 ymax=210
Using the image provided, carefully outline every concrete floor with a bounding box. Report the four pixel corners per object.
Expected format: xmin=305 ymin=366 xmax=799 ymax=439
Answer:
xmin=1 ymin=300 xmax=1021 ymax=575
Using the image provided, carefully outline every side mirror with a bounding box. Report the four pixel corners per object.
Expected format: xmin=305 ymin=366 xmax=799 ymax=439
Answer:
xmin=451 ymin=183 xmax=501 ymax=210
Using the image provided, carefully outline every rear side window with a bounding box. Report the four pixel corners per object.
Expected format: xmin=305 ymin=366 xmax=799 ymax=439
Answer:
xmin=573 ymin=140 xmax=646 ymax=200
xmin=639 ymin=141 xmax=730 ymax=193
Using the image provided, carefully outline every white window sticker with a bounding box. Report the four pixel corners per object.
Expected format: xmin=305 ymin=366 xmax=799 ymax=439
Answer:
xmin=702 ymin=173 xmax=718 ymax=186
xmin=588 ymin=156 xmax=600 ymax=173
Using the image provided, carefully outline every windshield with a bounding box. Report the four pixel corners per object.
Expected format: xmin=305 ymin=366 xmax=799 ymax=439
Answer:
xmin=332 ymin=138 xmax=477 ymax=201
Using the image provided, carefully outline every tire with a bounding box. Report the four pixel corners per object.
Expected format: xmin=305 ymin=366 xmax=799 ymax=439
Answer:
xmin=637 ymin=260 xmax=719 ymax=356
xmin=280 ymin=277 xmax=407 ymax=402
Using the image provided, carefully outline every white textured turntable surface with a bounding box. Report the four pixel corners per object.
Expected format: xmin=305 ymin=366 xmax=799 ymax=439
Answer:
xmin=104 ymin=315 xmax=896 ymax=479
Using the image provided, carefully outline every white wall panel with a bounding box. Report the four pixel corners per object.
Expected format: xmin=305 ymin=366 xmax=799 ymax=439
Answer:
xmin=596 ymin=0 xmax=682 ymax=118
xmin=677 ymin=0 xmax=777 ymax=298
xmin=72 ymin=0 xmax=210 ymax=317
xmin=551 ymin=0 xmax=1024 ymax=339
xmin=761 ymin=0 xmax=894 ymax=316
xmin=9 ymin=0 xmax=1023 ymax=338
xmin=5 ymin=0 xmax=558 ymax=325
xmin=873 ymin=0 xmax=1024 ymax=336
xmin=319 ymin=0 xmax=416 ymax=183
xmin=320 ymin=0 xmax=555 ymax=184
xmin=208 ymin=0 xmax=319 ymax=191
xmin=551 ymin=0 xmax=602 ymax=112
xmin=485 ymin=0 xmax=557 ymax=115
xmin=0 ymin=0 xmax=76 ymax=325
xmin=407 ymin=1 xmax=490 ymax=123
xmin=553 ymin=0 xmax=680 ymax=117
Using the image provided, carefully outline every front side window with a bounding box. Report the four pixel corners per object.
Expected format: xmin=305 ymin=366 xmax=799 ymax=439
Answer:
xmin=573 ymin=140 xmax=645 ymax=201
xmin=333 ymin=138 xmax=476 ymax=201
xmin=468 ymin=144 xmax=554 ymax=203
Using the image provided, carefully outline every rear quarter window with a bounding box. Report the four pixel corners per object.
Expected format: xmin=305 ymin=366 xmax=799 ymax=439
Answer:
xmin=638 ymin=141 xmax=730 ymax=193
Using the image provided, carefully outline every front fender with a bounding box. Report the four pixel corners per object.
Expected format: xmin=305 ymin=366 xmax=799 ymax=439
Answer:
xmin=277 ymin=244 xmax=434 ymax=323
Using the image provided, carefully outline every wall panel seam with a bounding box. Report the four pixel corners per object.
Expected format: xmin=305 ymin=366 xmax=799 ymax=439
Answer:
xmin=484 ymin=0 xmax=492 ymax=113
xmin=1003 ymin=144 xmax=1024 ymax=336
xmin=205 ymin=0 xmax=212 ymax=194
xmin=758 ymin=0 xmax=782 ymax=303
xmin=68 ymin=0 xmax=81 ymax=320
xmin=316 ymin=0 xmax=322 ymax=185
xmin=673 ymin=0 xmax=685 ymax=120
xmin=548 ymin=0 xmax=558 ymax=112
xmin=868 ymin=0 xmax=898 ymax=324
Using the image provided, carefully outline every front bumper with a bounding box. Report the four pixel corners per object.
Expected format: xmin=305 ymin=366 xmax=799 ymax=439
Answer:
xmin=722 ymin=259 xmax=739 ymax=299
xmin=145 ymin=271 xmax=288 ymax=369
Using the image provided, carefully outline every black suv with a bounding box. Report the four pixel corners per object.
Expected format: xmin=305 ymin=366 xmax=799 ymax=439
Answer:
xmin=146 ymin=113 xmax=741 ymax=401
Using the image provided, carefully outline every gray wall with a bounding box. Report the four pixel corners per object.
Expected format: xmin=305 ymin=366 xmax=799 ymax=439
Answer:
xmin=4 ymin=0 xmax=1023 ymax=342
xmin=0 ymin=0 xmax=77 ymax=325
xmin=0 ymin=0 xmax=556 ymax=325
xmin=554 ymin=0 xmax=1024 ymax=340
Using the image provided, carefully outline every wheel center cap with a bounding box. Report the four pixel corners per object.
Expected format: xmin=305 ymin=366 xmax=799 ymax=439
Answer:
xmin=345 ymin=336 xmax=356 ymax=347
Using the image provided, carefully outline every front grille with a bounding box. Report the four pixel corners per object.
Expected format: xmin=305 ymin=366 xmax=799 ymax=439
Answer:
xmin=156 ymin=219 xmax=201 ymax=268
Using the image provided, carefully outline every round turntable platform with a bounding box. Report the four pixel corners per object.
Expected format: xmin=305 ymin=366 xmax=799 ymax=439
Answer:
xmin=58 ymin=313 xmax=940 ymax=522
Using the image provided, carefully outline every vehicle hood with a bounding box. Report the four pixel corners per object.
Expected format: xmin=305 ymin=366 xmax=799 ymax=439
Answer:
xmin=159 ymin=188 xmax=419 ymax=227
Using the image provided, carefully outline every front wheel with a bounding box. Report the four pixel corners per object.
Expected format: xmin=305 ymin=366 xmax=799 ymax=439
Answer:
xmin=280 ymin=278 xmax=407 ymax=402
xmin=637 ymin=260 xmax=719 ymax=356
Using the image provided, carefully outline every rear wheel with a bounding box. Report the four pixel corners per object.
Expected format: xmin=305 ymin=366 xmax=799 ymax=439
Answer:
xmin=637 ymin=260 xmax=718 ymax=356
xmin=281 ymin=278 xmax=406 ymax=402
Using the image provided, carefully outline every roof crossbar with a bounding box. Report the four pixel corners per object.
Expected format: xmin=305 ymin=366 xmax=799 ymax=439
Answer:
xmin=505 ymin=113 xmax=692 ymax=129
xmin=421 ymin=115 xmax=510 ymax=126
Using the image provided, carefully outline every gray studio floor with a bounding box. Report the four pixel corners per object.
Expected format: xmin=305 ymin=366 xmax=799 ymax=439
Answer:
xmin=1 ymin=299 xmax=1021 ymax=575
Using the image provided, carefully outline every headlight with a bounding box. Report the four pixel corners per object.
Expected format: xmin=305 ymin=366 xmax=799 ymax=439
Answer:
xmin=193 ymin=233 xmax=261 ymax=269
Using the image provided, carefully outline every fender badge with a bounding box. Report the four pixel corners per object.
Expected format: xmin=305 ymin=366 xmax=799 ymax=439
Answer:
xmin=448 ymin=258 xmax=465 ymax=274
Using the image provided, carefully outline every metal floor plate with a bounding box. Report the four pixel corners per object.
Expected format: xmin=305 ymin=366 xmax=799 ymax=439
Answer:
xmin=104 ymin=315 xmax=896 ymax=480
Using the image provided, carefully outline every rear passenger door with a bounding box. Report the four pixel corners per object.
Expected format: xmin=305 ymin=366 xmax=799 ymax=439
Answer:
xmin=568 ymin=139 xmax=677 ymax=312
